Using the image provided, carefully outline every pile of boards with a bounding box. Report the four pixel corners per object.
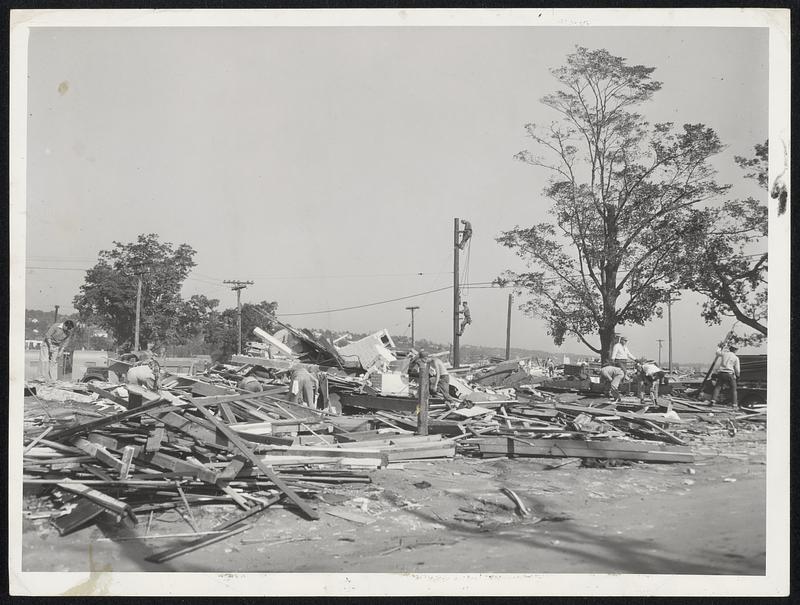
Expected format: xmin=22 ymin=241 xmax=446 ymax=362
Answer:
xmin=344 ymin=396 xmax=716 ymax=464
xmin=22 ymin=375 xmax=455 ymax=561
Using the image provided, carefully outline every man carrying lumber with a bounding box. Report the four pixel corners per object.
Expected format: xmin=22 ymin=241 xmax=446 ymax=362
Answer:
xmin=290 ymin=364 xmax=319 ymax=408
xmin=40 ymin=319 xmax=75 ymax=383
xmin=599 ymin=363 xmax=626 ymax=403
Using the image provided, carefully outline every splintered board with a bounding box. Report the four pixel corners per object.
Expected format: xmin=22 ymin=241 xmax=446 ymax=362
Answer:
xmin=473 ymin=437 xmax=694 ymax=463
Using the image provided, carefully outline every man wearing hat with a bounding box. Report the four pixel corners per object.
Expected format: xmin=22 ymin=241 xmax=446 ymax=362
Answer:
xmin=611 ymin=336 xmax=637 ymax=370
xmin=711 ymin=345 xmax=741 ymax=407
xmin=40 ymin=319 xmax=75 ymax=383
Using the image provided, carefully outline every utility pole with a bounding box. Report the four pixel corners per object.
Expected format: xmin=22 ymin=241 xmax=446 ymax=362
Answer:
xmin=224 ymin=280 xmax=254 ymax=355
xmin=667 ymin=292 xmax=680 ymax=373
xmin=54 ymin=305 xmax=59 ymax=323
xmin=657 ymin=339 xmax=664 ymax=367
xmin=405 ymin=306 xmax=419 ymax=349
xmin=505 ymin=293 xmax=513 ymax=360
xmin=453 ymin=217 xmax=461 ymax=369
xmin=131 ymin=263 xmax=148 ymax=352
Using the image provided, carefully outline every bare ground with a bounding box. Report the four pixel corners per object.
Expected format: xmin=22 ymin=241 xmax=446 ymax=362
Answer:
xmin=21 ymin=419 xmax=766 ymax=575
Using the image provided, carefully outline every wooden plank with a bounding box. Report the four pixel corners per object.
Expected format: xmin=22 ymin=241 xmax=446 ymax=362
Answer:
xmin=145 ymin=426 xmax=166 ymax=453
xmin=217 ymin=457 xmax=247 ymax=480
xmin=193 ymin=390 xmax=282 ymax=406
xmin=57 ymin=482 xmax=136 ymax=522
xmin=151 ymin=411 xmax=232 ymax=449
xmin=48 ymin=397 xmax=170 ymax=442
xmin=135 ymin=451 xmax=218 ymax=483
xmin=216 ymin=481 xmax=251 ymax=510
xmin=23 ymin=426 xmax=54 ymax=454
xmin=219 ymin=402 xmax=238 ymax=424
xmin=474 ymin=437 xmax=694 ymax=463
xmin=84 ymin=382 xmax=130 ymax=408
xmin=283 ymin=446 xmax=390 ymax=459
xmin=119 ymin=446 xmax=136 ymax=480
xmin=145 ymin=524 xmax=251 ymax=563
xmin=186 ymin=397 xmax=320 ymax=520
xmin=449 ymin=405 xmax=494 ymax=419
xmin=50 ymin=499 xmax=108 ymax=536
xmin=72 ymin=437 xmax=124 ymax=471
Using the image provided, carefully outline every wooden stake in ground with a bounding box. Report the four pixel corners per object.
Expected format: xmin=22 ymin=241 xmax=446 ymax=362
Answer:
xmin=417 ymin=360 xmax=430 ymax=436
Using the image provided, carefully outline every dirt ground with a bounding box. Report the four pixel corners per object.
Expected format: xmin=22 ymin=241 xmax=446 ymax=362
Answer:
xmin=20 ymin=410 xmax=766 ymax=576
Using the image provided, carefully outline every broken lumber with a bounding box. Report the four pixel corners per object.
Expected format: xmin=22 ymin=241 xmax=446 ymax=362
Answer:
xmin=185 ymin=396 xmax=320 ymax=520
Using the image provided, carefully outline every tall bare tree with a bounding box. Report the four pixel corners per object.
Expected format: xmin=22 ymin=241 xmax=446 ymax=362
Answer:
xmin=497 ymin=47 xmax=728 ymax=361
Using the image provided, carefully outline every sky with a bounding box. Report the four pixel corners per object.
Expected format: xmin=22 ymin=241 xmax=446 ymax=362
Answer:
xmin=23 ymin=25 xmax=769 ymax=364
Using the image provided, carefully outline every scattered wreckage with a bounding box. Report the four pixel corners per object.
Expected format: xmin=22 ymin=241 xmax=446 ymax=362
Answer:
xmin=22 ymin=320 xmax=765 ymax=563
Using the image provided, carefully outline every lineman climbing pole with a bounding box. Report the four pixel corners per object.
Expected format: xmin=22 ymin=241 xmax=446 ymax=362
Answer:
xmin=453 ymin=218 xmax=461 ymax=368
xmin=224 ymin=280 xmax=254 ymax=355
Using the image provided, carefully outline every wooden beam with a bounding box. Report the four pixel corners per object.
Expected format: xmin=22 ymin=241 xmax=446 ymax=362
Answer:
xmin=48 ymin=398 xmax=170 ymax=442
xmin=473 ymin=436 xmax=694 ymax=463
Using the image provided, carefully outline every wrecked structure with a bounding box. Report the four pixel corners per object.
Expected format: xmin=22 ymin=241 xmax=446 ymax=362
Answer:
xmin=21 ymin=318 xmax=766 ymax=566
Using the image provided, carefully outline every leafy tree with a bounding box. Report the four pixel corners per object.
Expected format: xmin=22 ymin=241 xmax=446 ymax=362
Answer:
xmin=497 ymin=47 xmax=728 ymax=362
xmin=73 ymin=234 xmax=196 ymax=349
xmin=677 ymin=141 xmax=768 ymax=345
xmin=206 ymin=300 xmax=279 ymax=362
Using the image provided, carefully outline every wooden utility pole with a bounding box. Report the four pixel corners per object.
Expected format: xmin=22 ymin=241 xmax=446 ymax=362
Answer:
xmin=668 ymin=294 xmax=674 ymax=373
xmin=505 ymin=293 xmax=513 ymax=360
xmin=417 ymin=360 xmax=430 ymax=436
xmin=134 ymin=276 xmax=143 ymax=352
xmin=453 ymin=217 xmax=461 ymax=369
xmin=53 ymin=305 xmax=60 ymax=323
xmin=224 ymin=280 xmax=254 ymax=355
xmin=405 ymin=306 xmax=419 ymax=348
xmin=657 ymin=339 xmax=664 ymax=367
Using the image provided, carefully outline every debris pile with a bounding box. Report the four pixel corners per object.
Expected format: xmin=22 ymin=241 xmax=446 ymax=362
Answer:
xmin=21 ymin=322 xmax=765 ymax=562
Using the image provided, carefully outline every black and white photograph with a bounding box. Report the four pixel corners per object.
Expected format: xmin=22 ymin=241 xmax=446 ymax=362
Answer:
xmin=9 ymin=8 xmax=790 ymax=597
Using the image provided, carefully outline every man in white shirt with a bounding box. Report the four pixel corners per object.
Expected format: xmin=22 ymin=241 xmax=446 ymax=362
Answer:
xmin=711 ymin=345 xmax=741 ymax=407
xmin=611 ymin=336 xmax=637 ymax=369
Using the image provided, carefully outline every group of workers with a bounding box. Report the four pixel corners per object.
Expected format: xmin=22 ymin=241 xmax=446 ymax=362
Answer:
xmin=599 ymin=336 xmax=741 ymax=409
xmin=36 ymin=311 xmax=742 ymax=413
xmin=599 ymin=336 xmax=667 ymax=410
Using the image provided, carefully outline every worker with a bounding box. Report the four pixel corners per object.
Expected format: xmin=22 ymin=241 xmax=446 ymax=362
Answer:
xmin=637 ymin=360 xmax=666 ymax=410
xmin=457 ymin=301 xmax=472 ymax=336
xmin=599 ymin=363 xmax=626 ymax=403
xmin=411 ymin=351 xmax=461 ymax=408
xmin=457 ymin=219 xmax=472 ymax=250
xmin=711 ymin=345 xmax=741 ymax=407
xmin=290 ymin=365 xmax=319 ymax=408
xmin=126 ymin=356 xmax=161 ymax=390
xmin=546 ymin=357 xmax=555 ymax=377
xmin=40 ymin=319 xmax=75 ymax=383
xmin=611 ymin=336 xmax=637 ymax=370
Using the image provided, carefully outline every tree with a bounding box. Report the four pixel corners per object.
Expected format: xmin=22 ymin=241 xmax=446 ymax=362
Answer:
xmin=497 ymin=47 xmax=728 ymax=362
xmin=677 ymin=141 xmax=768 ymax=346
xmin=73 ymin=234 xmax=196 ymax=349
xmin=206 ymin=300 xmax=279 ymax=362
